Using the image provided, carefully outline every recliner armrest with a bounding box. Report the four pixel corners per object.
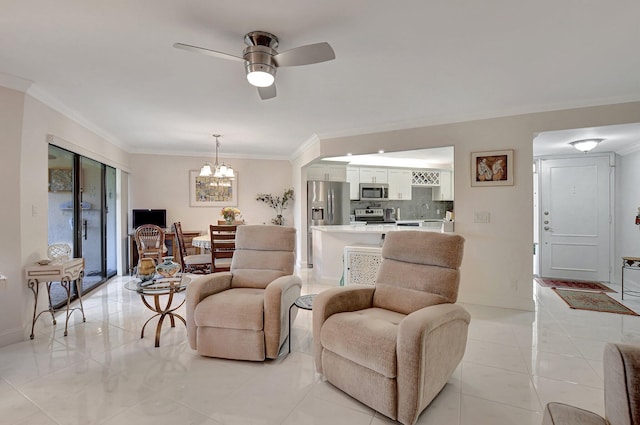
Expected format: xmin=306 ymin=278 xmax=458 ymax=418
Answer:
xmin=185 ymin=272 xmax=233 ymax=349
xmin=263 ymin=275 xmax=303 ymax=358
xmin=312 ymin=286 xmax=375 ymax=373
xmin=396 ymin=303 xmax=471 ymax=425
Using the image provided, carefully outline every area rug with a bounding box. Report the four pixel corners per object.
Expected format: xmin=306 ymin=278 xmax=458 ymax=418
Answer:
xmin=536 ymin=277 xmax=616 ymax=293
xmin=552 ymin=288 xmax=638 ymax=316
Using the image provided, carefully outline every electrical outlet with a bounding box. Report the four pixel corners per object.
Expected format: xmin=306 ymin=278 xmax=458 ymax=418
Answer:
xmin=474 ymin=211 xmax=491 ymax=223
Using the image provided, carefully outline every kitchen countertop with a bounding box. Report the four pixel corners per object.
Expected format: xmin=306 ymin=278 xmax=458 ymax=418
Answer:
xmin=310 ymin=224 xmax=447 ymax=233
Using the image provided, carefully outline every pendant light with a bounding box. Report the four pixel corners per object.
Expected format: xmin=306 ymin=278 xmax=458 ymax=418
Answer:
xmin=199 ymin=135 xmax=235 ymax=185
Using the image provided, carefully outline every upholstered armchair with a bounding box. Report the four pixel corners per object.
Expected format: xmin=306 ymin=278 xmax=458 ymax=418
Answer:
xmin=186 ymin=225 xmax=301 ymax=361
xmin=542 ymin=342 xmax=640 ymax=425
xmin=313 ymin=231 xmax=470 ymax=425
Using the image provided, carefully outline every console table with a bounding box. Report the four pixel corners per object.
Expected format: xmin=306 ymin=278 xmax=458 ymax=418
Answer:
xmin=25 ymin=258 xmax=86 ymax=339
xmin=622 ymin=256 xmax=640 ymax=300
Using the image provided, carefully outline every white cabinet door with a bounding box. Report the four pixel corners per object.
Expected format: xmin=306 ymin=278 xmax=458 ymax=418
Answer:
xmin=327 ymin=165 xmax=347 ymax=181
xmin=387 ymin=169 xmax=413 ymax=200
xmin=346 ymin=167 xmax=360 ymax=200
xmin=359 ymin=167 xmax=387 ymax=183
xmin=432 ymin=170 xmax=453 ymax=201
xmin=307 ymin=164 xmax=346 ymax=181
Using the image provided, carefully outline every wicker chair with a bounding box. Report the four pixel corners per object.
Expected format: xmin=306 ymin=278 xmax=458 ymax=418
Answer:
xmin=134 ymin=224 xmax=165 ymax=267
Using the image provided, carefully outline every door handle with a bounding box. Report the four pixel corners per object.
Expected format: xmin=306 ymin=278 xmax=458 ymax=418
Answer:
xmin=83 ymin=219 xmax=88 ymax=240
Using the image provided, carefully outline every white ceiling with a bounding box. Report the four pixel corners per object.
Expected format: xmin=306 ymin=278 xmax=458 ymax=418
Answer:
xmin=2 ymin=1 xmax=640 ymax=159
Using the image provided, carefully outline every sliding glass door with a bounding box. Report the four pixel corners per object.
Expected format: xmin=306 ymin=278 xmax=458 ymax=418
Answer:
xmin=48 ymin=145 xmax=117 ymax=306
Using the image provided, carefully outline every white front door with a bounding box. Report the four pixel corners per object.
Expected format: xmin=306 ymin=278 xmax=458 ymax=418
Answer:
xmin=539 ymin=155 xmax=611 ymax=282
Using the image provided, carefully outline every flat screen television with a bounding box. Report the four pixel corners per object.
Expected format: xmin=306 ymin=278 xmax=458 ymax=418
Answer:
xmin=132 ymin=209 xmax=167 ymax=229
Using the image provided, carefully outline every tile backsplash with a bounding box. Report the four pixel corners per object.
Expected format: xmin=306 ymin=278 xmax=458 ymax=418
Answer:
xmin=350 ymin=187 xmax=453 ymax=220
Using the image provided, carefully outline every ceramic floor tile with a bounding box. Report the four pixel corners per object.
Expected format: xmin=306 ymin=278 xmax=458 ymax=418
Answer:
xmin=281 ymin=394 xmax=374 ymax=425
xmin=17 ymin=358 xmax=157 ymax=425
xmin=3 ymin=272 xmax=638 ymax=425
xmin=460 ymin=395 xmax=543 ymax=425
xmin=101 ymin=396 xmax=224 ymax=425
xmin=461 ymin=363 xmax=542 ymax=412
xmin=533 ymin=376 xmax=604 ymax=417
xmin=527 ymin=351 xmax=603 ymax=388
xmin=463 ymin=338 xmax=529 ymax=373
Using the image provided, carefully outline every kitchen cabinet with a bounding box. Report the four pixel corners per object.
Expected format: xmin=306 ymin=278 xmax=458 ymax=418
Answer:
xmin=432 ymin=170 xmax=454 ymax=201
xmin=359 ymin=167 xmax=387 ymax=183
xmin=307 ymin=164 xmax=347 ymax=181
xmin=346 ymin=167 xmax=360 ymax=200
xmin=387 ymin=169 xmax=412 ymax=200
xmin=411 ymin=170 xmax=440 ymax=186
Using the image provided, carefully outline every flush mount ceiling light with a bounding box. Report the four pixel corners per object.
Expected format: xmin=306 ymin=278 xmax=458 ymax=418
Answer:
xmin=199 ymin=134 xmax=235 ymax=186
xmin=570 ymin=138 xmax=604 ymax=153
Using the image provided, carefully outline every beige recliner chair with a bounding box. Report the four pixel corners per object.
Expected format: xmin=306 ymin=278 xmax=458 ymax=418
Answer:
xmin=313 ymin=231 xmax=470 ymax=425
xmin=186 ymin=225 xmax=301 ymax=361
xmin=542 ymin=342 xmax=640 ymax=425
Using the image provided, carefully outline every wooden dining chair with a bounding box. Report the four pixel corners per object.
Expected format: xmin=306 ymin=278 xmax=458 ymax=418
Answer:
xmin=134 ymin=224 xmax=165 ymax=266
xmin=209 ymin=224 xmax=237 ymax=272
xmin=173 ymin=222 xmax=210 ymax=274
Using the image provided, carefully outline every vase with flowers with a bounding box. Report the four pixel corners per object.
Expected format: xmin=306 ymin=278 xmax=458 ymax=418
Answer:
xmin=256 ymin=188 xmax=294 ymax=225
xmin=220 ymin=207 xmax=241 ymax=224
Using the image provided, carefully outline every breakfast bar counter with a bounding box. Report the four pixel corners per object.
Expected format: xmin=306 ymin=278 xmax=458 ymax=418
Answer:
xmin=310 ymin=224 xmax=448 ymax=282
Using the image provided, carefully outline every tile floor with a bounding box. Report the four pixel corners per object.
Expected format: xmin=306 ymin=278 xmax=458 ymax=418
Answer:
xmin=2 ymin=269 xmax=640 ymax=425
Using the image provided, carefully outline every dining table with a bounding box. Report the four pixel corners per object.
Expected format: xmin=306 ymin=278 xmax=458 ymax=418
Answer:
xmin=192 ymin=235 xmax=212 ymax=250
xmin=191 ymin=234 xmax=236 ymax=251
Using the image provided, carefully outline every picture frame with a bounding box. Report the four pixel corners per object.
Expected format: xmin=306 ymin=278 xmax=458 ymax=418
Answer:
xmin=49 ymin=168 xmax=73 ymax=192
xmin=471 ymin=149 xmax=514 ymax=186
xmin=189 ymin=170 xmax=238 ymax=207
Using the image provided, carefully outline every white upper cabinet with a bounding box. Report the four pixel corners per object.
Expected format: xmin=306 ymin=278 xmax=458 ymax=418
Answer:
xmin=432 ymin=170 xmax=454 ymax=201
xmin=307 ymin=164 xmax=347 ymax=182
xmin=359 ymin=167 xmax=388 ymax=183
xmin=346 ymin=167 xmax=360 ymax=200
xmin=387 ymin=169 xmax=413 ymax=200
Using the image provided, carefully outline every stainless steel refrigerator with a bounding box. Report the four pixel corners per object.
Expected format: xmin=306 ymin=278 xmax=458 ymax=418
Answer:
xmin=307 ymin=180 xmax=351 ymax=266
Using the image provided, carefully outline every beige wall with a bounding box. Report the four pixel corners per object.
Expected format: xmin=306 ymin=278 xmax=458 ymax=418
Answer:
xmin=129 ymin=153 xmax=293 ymax=233
xmin=0 ymin=86 xmax=26 ymax=346
xmin=297 ymin=102 xmax=640 ymax=311
xmin=0 ymin=90 xmax=131 ymax=347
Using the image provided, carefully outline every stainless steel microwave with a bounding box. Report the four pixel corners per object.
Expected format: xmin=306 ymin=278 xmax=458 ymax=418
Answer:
xmin=359 ymin=183 xmax=389 ymax=200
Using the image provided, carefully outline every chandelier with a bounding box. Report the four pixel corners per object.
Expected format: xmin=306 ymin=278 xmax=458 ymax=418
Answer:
xmin=199 ymin=134 xmax=235 ymax=186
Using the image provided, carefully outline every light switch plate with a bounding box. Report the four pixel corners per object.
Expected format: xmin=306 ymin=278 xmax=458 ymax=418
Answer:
xmin=474 ymin=211 xmax=491 ymax=223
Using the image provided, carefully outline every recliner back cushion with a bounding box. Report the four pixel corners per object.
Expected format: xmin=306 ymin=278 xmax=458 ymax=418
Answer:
xmin=373 ymin=231 xmax=464 ymax=315
xmin=230 ymin=225 xmax=296 ymax=289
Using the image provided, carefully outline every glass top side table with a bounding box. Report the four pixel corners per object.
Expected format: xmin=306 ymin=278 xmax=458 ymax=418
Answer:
xmin=124 ymin=275 xmax=190 ymax=347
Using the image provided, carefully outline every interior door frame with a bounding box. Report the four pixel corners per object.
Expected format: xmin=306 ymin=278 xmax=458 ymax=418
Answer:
xmin=534 ymin=153 xmax=616 ymax=283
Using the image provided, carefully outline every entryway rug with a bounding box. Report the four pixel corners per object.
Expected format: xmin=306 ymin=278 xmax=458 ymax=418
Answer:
xmin=552 ymin=288 xmax=638 ymax=316
xmin=536 ymin=277 xmax=616 ymax=293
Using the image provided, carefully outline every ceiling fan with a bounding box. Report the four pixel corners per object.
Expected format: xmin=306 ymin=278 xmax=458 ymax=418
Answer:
xmin=173 ymin=31 xmax=335 ymax=100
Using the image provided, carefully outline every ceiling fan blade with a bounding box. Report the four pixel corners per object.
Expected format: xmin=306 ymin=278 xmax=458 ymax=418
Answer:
xmin=173 ymin=42 xmax=244 ymax=62
xmin=258 ymin=84 xmax=277 ymax=100
xmin=273 ymin=42 xmax=335 ymax=67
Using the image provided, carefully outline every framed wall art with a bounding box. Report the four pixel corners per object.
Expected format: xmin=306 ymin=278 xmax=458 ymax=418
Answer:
xmin=49 ymin=168 xmax=73 ymax=192
xmin=471 ymin=150 xmax=514 ymax=186
xmin=189 ymin=170 xmax=238 ymax=207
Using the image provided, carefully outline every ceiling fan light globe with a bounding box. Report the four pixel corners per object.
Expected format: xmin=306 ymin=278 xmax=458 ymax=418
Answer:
xmin=247 ymin=70 xmax=275 ymax=87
